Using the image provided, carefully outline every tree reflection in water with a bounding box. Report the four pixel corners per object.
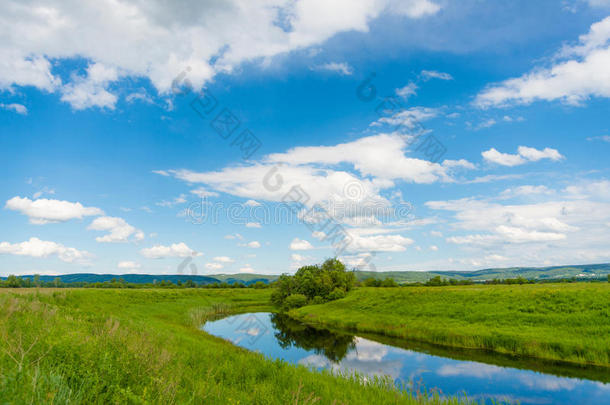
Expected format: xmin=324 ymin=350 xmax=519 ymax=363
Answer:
xmin=270 ymin=313 xmax=356 ymax=362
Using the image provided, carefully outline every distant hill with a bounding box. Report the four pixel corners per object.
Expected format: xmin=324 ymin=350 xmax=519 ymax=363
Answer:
xmin=12 ymin=273 xmax=248 ymax=285
xmin=5 ymin=263 xmax=610 ymax=285
xmin=355 ymin=263 xmax=610 ymax=283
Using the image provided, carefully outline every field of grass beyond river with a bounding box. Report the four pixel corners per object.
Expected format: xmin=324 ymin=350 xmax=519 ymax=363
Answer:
xmin=290 ymin=283 xmax=610 ymax=367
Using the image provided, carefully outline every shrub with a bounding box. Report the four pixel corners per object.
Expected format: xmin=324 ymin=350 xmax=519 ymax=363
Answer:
xmin=283 ymin=294 xmax=308 ymax=309
xmin=311 ymin=296 xmax=325 ymax=305
xmin=381 ymin=278 xmax=398 ymax=287
xmin=327 ymin=288 xmax=346 ymax=301
xmin=271 ymin=259 xmax=356 ymax=309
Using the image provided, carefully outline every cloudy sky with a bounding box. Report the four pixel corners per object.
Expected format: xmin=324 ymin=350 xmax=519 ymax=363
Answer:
xmin=2 ymin=0 xmax=610 ymax=276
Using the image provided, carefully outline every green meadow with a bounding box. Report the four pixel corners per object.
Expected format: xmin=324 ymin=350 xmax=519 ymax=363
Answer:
xmin=0 ymin=288 xmax=471 ymax=405
xmin=291 ymin=283 xmax=610 ymax=367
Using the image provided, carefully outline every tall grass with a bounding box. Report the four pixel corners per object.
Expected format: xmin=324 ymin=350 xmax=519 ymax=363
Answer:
xmin=291 ymin=283 xmax=610 ymax=367
xmin=0 ymin=288 xmax=476 ymax=404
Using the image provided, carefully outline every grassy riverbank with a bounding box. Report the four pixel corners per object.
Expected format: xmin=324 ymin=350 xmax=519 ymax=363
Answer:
xmin=0 ymin=288 xmax=473 ymax=404
xmin=290 ymin=283 xmax=610 ymax=367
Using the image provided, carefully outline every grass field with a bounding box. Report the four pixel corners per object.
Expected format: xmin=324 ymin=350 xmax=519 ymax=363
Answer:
xmin=290 ymin=283 xmax=610 ymax=367
xmin=0 ymin=288 xmax=472 ymax=404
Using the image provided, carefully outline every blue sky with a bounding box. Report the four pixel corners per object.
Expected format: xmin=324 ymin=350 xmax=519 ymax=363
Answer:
xmin=2 ymin=0 xmax=610 ymax=276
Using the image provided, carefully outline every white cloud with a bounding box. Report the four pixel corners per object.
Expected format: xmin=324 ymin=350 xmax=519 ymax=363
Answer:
xmin=224 ymin=233 xmax=243 ymax=240
xmin=239 ymin=264 xmax=256 ymax=273
xmin=245 ymin=222 xmax=262 ymax=228
xmin=420 ymin=70 xmax=453 ymax=81
xmin=395 ymin=82 xmax=418 ymax=99
xmin=312 ymin=62 xmax=353 ymax=75
xmin=374 ymin=106 xmax=439 ymax=128
xmin=205 ymin=262 xmax=224 ymax=271
xmin=291 ymin=253 xmax=310 ymax=262
xmin=442 ymin=159 xmax=476 ymax=170
xmin=32 ymin=186 xmax=56 ymax=199
xmin=213 ymin=256 xmax=234 ymax=263
xmin=88 ymin=216 xmax=145 ymax=243
xmin=290 ymin=238 xmax=314 ymax=250
xmin=152 ymin=170 xmax=170 ymax=177
xmin=140 ymin=242 xmax=201 ymax=259
xmin=117 ymin=261 xmax=140 ymax=270
xmin=476 ymin=16 xmax=610 ymax=107
xmin=0 ymin=0 xmax=440 ymax=108
xmin=501 ymin=185 xmax=553 ymax=198
xmin=587 ymin=0 xmax=610 ymax=7
xmin=426 ymin=188 xmax=610 ymax=266
xmin=266 ymin=132 xmax=449 ymax=183
xmin=5 ymin=196 xmax=103 ymax=224
xmin=517 ymin=146 xmax=564 ymax=162
xmin=244 ymin=199 xmax=261 ymax=207
xmin=190 ymin=187 xmax=219 ymax=198
xmin=0 ymin=103 xmax=27 ymax=114
xmin=60 ymin=63 xmax=118 ymax=110
xmin=586 ymin=135 xmax=610 ymax=142
xmin=346 ymin=232 xmax=414 ymax=252
xmin=476 ymin=118 xmax=496 ymax=130
xmin=481 ymin=148 xmax=526 ymax=166
xmin=0 ymin=237 xmax=91 ymax=263
xmin=564 ymin=180 xmax=610 ymax=200
xmin=242 ymin=241 xmax=261 ymax=249
xmin=125 ymin=90 xmax=154 ymax=104
xmin=482 ymin=146 xmax=563 ymax=166
xmin=156 ymin=194 xmax=187 ymax=207
xmin=429 ymin=245 xmax=438 ymax=251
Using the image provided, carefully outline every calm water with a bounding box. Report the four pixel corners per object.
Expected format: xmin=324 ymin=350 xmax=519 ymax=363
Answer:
xmin=203 ymin=312 xmax=610 ymax=404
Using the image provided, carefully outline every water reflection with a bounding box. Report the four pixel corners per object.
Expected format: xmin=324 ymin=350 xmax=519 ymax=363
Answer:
xmin=203 ymin=313 xmax=610 ymax=405
xmin=270 ymin=313 xmax=356 ymax=362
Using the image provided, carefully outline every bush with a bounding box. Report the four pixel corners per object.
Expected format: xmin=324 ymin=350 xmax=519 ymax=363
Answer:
xmin=327 ymin=288 xmax=346 ymax=301
xmin=283 ymin=294 xmax=308 ymax=309
xmin=271 ymin=259 xmax=356 ymax=309
xmin=311 ymin=296 xmax=325 ymax=305
xmin=381 ymin=278 xmax=398 ymax=287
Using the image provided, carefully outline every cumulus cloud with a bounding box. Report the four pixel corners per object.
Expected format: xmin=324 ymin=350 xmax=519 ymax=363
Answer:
xmin=482 ymin=146 xmax=563 ymax=166
xmin=239 ymin=264 xmax=256 ymax=273
xmin=140 ymin=242 xmax=201 ymax=259
xmin=88 ymin=216 xmax=145 ymax=243
xmin=426 ymin=186 xmax=610 ymax=267
xmin=475 ymin=16 xmax=610 ymax=107
xmin=0 ymin=0 xmax=440 ymax=109
xmin=241 ymin=241 xmax=261 ymax=248
xmin=5 ymin=196 xmax=103 ymax=224
xmin=205 ymin=262 xmax=224 ymax=271
xmin=60 ymin=62 xmax=119 ymax=110
xmin=0 ymin=237 xmax=91 ymax=263
xmin=346 ymin=232 xmax=414 ymax=252
xmin=0 ymin=103 xmax=27 ymax=114
xmin=290 ymin=238 xmax=314 ymax=250
xmin=395 ymin=82 xmax=418 ymax=99
xmin=117 ymin=261 xmax=141 ymax=270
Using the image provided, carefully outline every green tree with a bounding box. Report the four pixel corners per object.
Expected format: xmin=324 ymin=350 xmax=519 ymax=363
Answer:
xmin=271 ymin=259 xmax=356 ymax=309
